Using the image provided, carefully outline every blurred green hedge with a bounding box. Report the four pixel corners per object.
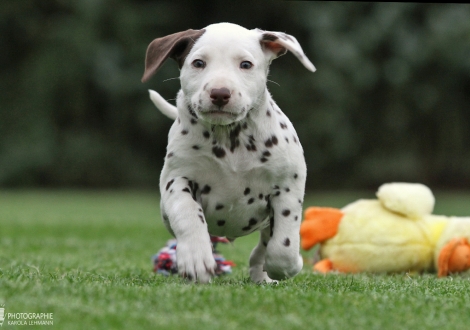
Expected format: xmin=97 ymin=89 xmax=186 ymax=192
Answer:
xmin=1 ymin=1 xmax=469 ymax=189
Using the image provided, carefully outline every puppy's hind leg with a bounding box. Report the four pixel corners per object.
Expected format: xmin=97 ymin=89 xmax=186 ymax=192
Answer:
xmin=249 ymin=227 xmax=276 ymax=283
xmin=264 ymin=193 xmax=304 ymax=280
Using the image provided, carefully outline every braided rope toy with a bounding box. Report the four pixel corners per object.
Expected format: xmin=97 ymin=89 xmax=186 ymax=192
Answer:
xmin=152 ymin=236 xmax=236 ymax=276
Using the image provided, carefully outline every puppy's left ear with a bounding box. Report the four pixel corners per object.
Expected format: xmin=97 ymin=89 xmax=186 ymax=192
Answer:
xmin=256 ymin=29 xmax=316 ymax=72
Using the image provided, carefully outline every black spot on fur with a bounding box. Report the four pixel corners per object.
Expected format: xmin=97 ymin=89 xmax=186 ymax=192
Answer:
xmin=188 ymin=181 xmax=199 ymax=201
xmin=231 ymin=124 xmax=241 ymax=138
xmin=182 ymin=187 xmax=191 ymax=193
xmin=198 ymin=214 xmax=205 ymax=223
xmin=265 ymin=135 xmax=278 ymax=148
xmin=259 ymin=194 xmax=263 ymax=199
xmin=246 ymin=142 xmax=257 ymax=151
xmin=188 ymin=105 xmax=198 ymax=119
xmin=167 ymin=152 xmax=174 ymax=158
xmin=246 ymin=135 xmax=257 ymax=151
xmin=244 ymin=188 xmax=250 ymax=195
xmin=270 ymin=216 xmax=274 ymax=237
xmin=165 ymin=179 xmax=175 ymax=191
xmin=293 ymin=136 xmax=297 ymax=143
xmin=285 ymin=188 xmax=290 ymax=192
xmin=282 ymin=209 xmax=291 ymax=217
xmin=188 ymin=180 xmax=199 ymax=193
xmin=262 ymin=241 xmax=268 ymax=247
xmin=192 ymin=145 xmax=200 ymax=150
xmin=247 ymin=197 xmax=255 ymax=204
xmin=285 ymin=137 xmax=289 ymax=143
xmin=295 ymin=215 xmax=298 ymax=221
xmin=203 ymin=131 xmax=210 ymax=138
xmin=229 ymin=124 xmax=242 ymax=153
xmin=212 ymin=146 xmax=226 ymax=158
xmin=260 ymin=157 xmax=268 ymax=163
xmin=263 ymin=151 xmax=271 ymax=157
xmin=267 ymin=110 xmax=271 ymax=117
xmin=298 ymin=199 xmax=302 ymax=204
xmin=230 ymin=139 xmax=240 ymax=153
xmin=242 ymin=122 xmax=248 ymax=130
xmin=294 ymin=173 xmax=298 ymax=179
xmin=242 ymin=218 xmax=258 ymax=231
xmin=217 ymin=220 xmax=226 ymax=226
xmin=274 ymin=191 xmax=281 ymax=197
xmin=181 ymin=130 xmax=188 ymax=135
xmin=201 ymin=185 xmax=211 ymax=194
xmin=280 ymin=122 xmax=287 ymax=129
xmin=283 ymin=238 xmax=290 ymax=247
xmin=215 ymin=204 xmax=224 ymax=210
xmin=190 ymin=118 xmax=198 ymax=125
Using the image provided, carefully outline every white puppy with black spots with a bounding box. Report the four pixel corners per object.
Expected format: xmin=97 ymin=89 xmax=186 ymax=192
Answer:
xmin=142 ymin=23 xmax=315 ymax=283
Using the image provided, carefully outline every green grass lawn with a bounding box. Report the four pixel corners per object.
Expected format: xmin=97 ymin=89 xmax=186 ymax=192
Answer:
xmin=1 ymin=190 xmax=470 ymax=330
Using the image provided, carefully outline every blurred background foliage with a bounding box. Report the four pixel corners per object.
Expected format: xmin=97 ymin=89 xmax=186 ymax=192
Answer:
xmin=1 ymin=1 xmax=469 ymax=190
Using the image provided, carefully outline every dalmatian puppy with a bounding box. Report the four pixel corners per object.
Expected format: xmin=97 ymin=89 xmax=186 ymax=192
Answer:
xmin=142 ymin=23 xmax=315 ymax=283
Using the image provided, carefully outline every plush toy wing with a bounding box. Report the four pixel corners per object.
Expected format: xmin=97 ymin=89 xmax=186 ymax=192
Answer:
xmin=376 ymin=183 xmax=435 ymax=219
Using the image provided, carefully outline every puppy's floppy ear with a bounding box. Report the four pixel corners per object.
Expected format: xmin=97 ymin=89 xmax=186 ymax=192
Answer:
xmin=142 ymin=29 xmax=206 ymax=82
xmin=256 ymin=29 xmax=316 ymax=72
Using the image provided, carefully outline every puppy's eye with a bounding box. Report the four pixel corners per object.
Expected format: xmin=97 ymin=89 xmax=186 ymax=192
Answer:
xmin=192 ymin=59 xmax=206 ymax=68
xmin=240 ymin=61 xmax=253 ymax=69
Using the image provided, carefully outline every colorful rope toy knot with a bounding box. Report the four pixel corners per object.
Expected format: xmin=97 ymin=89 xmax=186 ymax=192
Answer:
xmin=152 ymin=236 xmax=236 ymax=276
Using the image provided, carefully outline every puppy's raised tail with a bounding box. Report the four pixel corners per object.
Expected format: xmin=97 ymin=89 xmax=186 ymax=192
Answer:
xmin=148 ymin=89 xmax=178 ymax=120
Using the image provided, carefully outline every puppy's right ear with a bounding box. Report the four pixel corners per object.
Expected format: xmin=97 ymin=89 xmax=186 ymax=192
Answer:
xmin=141 ymin=29 xmax=206 ymax=83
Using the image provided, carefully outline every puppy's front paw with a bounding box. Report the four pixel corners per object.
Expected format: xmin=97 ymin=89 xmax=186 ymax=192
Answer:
xmin=265 ymin=254 xmax=303 ymax=280
xmin=176 ymin=239 xmax=216 ymax=283
xmin=250 ymin=268 xmax=278 ymax=284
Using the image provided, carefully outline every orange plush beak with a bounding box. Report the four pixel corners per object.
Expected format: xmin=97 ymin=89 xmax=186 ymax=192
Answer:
xmin=437 ymin=238 xmax=470 ymax=277
xmin=300 ymin=207 xmax=343 ymax=251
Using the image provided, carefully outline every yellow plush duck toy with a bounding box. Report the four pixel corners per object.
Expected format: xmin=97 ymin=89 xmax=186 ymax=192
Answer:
xmin=300 ymin=183 xmax=470 ymax=277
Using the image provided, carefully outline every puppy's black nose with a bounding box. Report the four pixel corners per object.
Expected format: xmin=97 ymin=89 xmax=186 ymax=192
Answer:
xmin=210 ymin=88 xmax=231 ymax=107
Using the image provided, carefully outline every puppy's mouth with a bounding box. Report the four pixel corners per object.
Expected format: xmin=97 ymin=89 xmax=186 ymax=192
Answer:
xmin=199 ymin=106 xmax=240 ymax=119
xmin=197 ymin=109 xmax=242 ymax=125
xmin=205 ymin=110 xmax=237 ymax=117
